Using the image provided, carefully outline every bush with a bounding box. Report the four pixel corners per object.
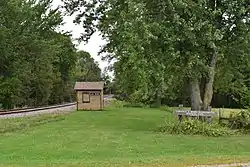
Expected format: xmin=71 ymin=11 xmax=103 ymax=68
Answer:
xmin=159 ymin=105 xmax=173 ymax=113
xmin=113 ymin=94 xmax=128 ymax=101
xmin=108 ymin=99 xmax=148 ymax=108
xmin=157 ymin=119 xmax=235 ymax=137
xmin=109 ymin=100 xmax=126 ymax=108
xmin=123 ymin=102 xmax=146 ymax=108
xmin=228 ymin=108 xmax=250 ymax=131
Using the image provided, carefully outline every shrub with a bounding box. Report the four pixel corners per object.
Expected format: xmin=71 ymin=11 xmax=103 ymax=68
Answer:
xmin=228 ymin=108 xmax=250 ymax=131
xmin=113 ymin=94 xmax=128 ymax=101
xmin=108 ymin=99 xmax=147 ymax=108
xmin=159 ymin=106 xmax=173 ymax=113
xmin=123 ymin=102 xmax=146 ymax=108
xmin=157 ymin=119 xmax=235 ymax=137
xmin=109 ymin=100 xmax=126 ymax=108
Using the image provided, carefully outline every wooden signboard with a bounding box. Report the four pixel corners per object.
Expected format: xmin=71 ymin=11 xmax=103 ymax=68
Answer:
xmin=175 ymin=110 xmax=216 ymax=117
xmin=175 ymin=105 xmax=216 ymax=123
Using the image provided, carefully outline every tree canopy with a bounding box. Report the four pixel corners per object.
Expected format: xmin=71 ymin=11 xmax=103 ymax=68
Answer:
xmin=64 ymin=0 xmax=250 ymax=109
xmin=0 ymin=0 xmax=102 ymax=109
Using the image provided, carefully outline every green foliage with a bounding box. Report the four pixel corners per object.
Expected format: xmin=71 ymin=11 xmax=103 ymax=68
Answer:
xmin=74 ymin=51 xmax=102 ymax=82
xmin=64 ymin=0 xmax=250 ymax=109
xmin=159 ymin=106 xmax=173 ymax=113
xmin=214 ymin=58 xmax=250 ymax=108
xmin=108 ymin=100 xmax=126 ymax=108
xmin=110 ymin=100 xmax=173 ymax=109
xmin=158 ymin=119 xmax=234 ymax=137
xmin=228 ymin=109 xmax=250 ymax=131
xmin=102 ymin=70 xmax=114 ymax=94
xmin=108 ymin=99 xmax=146 ymax=108
xmin=0 ymin=0 xmax=102 ymax=109
xmin=123 ymin=102 xmax=146 ymax=108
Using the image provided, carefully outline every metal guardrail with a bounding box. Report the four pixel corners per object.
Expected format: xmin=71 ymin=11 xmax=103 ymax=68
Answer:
xmin=0 ymin=102 xmax=76 ymax=116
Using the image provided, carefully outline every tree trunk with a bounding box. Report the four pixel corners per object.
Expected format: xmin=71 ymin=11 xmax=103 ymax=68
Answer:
xmin=155 ymin=89 xmax=162 ymax=107
xmin=202 ymin=46 xmax=217 ymax=110
xmin=190 ymin=78 xmax=202 ymax=110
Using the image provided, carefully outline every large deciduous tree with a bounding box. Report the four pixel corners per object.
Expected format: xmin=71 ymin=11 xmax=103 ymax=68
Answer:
xmin=64 ymin=0 xmax=250 ymax=109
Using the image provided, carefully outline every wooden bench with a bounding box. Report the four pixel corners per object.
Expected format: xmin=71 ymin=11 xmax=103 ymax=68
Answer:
xmin=175 ymin=105 xmax=216 ymax=123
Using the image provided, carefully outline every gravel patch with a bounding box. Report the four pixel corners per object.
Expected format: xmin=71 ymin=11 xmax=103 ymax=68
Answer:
xmin=0 ymin=105 xmax=76 ymax=119
xmin=0 ymin=97 xmax=113 ymax=119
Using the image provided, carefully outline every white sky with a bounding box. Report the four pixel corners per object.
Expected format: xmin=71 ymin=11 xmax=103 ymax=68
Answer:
xmin=52 ymin=0 xmax=111 ymax=75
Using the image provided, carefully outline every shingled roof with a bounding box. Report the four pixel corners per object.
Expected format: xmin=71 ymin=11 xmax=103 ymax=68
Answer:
xmin=74 ymin=82 xmax=104 ymax=90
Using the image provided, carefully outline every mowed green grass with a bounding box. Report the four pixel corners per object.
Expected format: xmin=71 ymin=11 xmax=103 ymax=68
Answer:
xmin=0 ymin=107 xmax=250 ymax=167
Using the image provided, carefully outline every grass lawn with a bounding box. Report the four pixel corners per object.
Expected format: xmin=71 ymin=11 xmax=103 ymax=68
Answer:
xmin=0 ymin=107 xmax=250 ymax=167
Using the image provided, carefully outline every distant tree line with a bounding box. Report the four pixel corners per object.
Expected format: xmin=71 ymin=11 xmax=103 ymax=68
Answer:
xmin=0 ymin=0 xmax=102 ymax=109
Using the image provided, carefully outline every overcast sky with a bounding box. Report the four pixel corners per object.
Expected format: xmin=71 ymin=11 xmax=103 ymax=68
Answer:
xmin=52 ymin=0 xmax=110 ymax=74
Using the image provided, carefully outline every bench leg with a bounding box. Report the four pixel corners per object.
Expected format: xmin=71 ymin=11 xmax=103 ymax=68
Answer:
xmin=178 ymin=115 xmax=183 ymax=122
xmin=207 ymin=116 xmax=212 ymax=123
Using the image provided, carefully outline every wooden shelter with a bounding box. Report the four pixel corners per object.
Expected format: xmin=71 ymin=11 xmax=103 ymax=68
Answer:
xmin=74 ymin=82 xmax=104 ymax=111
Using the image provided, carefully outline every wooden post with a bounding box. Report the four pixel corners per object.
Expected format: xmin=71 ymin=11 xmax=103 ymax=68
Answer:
xmin=207 ymin=106 xmax=212 ymax=123
xmin=179 ymin=104 xmax=183 ymax=109
xmin=207 ymin=116 xmax=212 ymax=123
xmin=178 ymin=115 xmax=183 ymax=122
xmin=178 ymin=104 xmax=183 ymax=122
xmin=218 ymin=108 xmax=221 ymax=124
xmin=76 ymin=91 xmax=79 ymax=111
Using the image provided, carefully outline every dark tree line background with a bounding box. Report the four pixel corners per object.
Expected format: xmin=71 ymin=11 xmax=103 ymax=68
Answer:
xmin=0 ymin=0 xmax=105 ymax=109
